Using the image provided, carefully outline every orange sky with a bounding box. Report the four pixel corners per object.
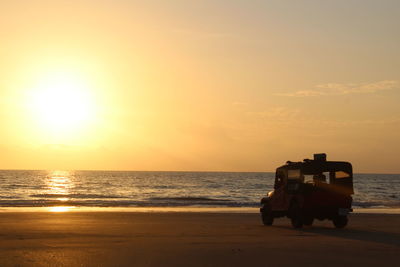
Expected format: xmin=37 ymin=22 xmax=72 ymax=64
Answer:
xmin=1 ymin=1 xmax=399 ymax=173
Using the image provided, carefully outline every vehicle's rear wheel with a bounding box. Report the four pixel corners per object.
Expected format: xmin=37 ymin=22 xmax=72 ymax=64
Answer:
xmin=303 ymin=216 xmax=314 ymax=226
xmin=261 ymin=204 xmax=274 ymax=226
xmin=333 ymin=216 xmax=348 ymax=228
xmin=290 ymin=202 xmax=303 ymax=228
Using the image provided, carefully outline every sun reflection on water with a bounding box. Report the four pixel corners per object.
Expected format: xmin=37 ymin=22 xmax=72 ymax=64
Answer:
xmin=45 ymin=170 xmax=75 ymax=208
xmin=49 ymin=206 xmax=74 ymax=212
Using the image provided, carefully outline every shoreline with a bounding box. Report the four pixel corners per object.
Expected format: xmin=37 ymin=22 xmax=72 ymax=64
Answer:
xmin=1 ymin=206 xmax=400 ymax=214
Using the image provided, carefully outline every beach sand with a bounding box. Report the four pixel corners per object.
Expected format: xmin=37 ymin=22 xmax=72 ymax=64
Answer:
xmin=0 ymin=211 xmax=399 ymax=266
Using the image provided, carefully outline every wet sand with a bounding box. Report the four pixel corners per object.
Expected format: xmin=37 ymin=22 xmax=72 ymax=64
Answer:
xmin=0 ymin=212 xmax=399 ymax=266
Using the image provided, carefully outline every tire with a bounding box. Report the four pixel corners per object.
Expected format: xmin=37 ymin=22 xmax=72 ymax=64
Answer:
xmin=290 ymin=202 xmax=303 ymax=229
xmin=303 ymin=216 xmax=314 ymax=226
xmin=261 ymin=205 xmax=274 ymax=226
xmin=333 ymin=216 xmax=348 ymax=228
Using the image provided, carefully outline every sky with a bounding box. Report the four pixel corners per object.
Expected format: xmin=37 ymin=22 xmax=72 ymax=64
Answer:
xmin=0 ymin=0 xmax=399 ymax=173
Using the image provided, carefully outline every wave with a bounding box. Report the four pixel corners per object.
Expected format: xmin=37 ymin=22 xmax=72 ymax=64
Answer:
xmin=148 ymin=197 xmax=231 ymax=202
xmin=352 ymin=201 xmax=400 ymax=208
xmin=29 ymin=194 xmax=124 ymax=199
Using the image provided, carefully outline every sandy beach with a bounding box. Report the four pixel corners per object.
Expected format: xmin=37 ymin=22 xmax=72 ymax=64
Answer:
xmin=0 ymin=211 xmax=398 ymax=267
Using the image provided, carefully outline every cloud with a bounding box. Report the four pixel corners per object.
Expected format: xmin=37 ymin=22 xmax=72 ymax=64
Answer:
xmin=246 ymin=106 xmax=400 ymax=128
xmin=276 ymin=80 xmax=399 ymax=97
xmin=246 ymin=107 xmax=301 ymax=122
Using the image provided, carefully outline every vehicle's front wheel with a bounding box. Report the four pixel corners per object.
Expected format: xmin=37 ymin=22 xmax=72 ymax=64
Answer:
xmin=332 ymin=216 xmax=348 ymax=228
xmin=261 ymin=205 xmax=274 ymax=226
xmin=290 ymin=202 xmax=303 ymax=228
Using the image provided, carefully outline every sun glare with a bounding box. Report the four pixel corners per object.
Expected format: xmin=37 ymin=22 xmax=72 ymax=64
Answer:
xmin=26 ymin=70 xmax=97 ymax=141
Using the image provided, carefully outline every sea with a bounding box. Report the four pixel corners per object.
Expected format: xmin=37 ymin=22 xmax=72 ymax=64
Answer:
xmin=0 ymin=170 xmax=398 ymax=209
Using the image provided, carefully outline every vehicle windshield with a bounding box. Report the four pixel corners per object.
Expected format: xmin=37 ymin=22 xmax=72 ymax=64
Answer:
xmin=287 ymin=169 xmax=301 ymax=180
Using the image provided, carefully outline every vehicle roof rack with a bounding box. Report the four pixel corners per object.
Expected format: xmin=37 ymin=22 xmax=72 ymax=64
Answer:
xmin=314 ymin=153 xmax=327 ymax=161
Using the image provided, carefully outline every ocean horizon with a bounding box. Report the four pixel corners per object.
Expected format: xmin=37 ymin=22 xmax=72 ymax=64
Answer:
xmin=0 ymin=170 xmax=398 ymax=209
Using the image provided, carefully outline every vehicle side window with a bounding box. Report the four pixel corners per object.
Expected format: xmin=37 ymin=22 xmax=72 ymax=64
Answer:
xmin=304 ymin=175 xmax=313 ymax=183
xmin=335 ymin=171 xmax=350 ymax=179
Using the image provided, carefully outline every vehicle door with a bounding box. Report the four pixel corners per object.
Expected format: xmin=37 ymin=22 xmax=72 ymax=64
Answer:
xmin=270 ymin=170 xmax=288 ymax=211
xmin=284 ymin=169 xmax=303 ymax=208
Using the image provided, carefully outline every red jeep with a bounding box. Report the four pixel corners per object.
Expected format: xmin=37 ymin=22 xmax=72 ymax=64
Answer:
xmin=260 ymin=154 xmax=353 ymax=228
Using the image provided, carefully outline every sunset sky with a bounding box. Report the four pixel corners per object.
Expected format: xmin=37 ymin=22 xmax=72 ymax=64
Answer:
xmin=1 ymin=0 xmax=399 ymax=173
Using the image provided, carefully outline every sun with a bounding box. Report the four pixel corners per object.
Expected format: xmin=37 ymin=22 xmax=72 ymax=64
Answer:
xmin=27 ymin=70 xmax=96 ymax=141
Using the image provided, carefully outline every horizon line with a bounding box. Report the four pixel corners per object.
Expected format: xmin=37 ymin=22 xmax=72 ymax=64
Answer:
xmin=0 ymin=168 xmax=399 ymax=175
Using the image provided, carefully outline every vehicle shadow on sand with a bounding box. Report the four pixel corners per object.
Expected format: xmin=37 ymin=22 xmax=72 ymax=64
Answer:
xmin=275 ymin=225 xmax=400 ymax=247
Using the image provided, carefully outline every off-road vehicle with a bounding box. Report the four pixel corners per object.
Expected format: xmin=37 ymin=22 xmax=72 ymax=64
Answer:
xmin=260 ymin=153 xmax=353 ymax=228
